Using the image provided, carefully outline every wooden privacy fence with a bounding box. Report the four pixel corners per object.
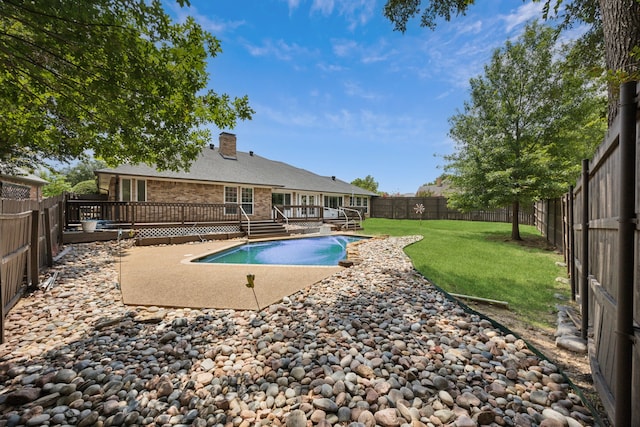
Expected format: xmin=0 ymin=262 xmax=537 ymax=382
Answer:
xmin=535 ymin=82 xmax=640 ymax=425
xmin=534 ymin=197 xmax=567 ymax=252
xmin=370 ymin=196 xmax=535 ymax=225
xmin=0 ymin=194 xmax=64 ymax=343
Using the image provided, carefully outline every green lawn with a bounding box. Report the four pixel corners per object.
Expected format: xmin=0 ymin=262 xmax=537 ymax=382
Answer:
xmin=362 ymin=218 xmax=568 ymax=326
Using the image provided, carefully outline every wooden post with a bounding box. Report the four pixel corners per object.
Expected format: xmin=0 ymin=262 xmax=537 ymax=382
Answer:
xmin=614 ymin=80 xmax=636 ymax=427
xmin=57 ymin=200 xmax=64 ymax=243
xmin=568 ymin=187 xmax=576 ymax=301
xmin=44 ymin=208 xmax=53 ymax=267
xmin=30 ymin=210 xmax=39 ymax=288
xmin=580 ymin=159 xmax=589 ymax=340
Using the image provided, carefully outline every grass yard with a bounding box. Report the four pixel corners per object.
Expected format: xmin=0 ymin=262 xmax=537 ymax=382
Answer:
xmin=362 ymin=218 xmax=569 ymax=326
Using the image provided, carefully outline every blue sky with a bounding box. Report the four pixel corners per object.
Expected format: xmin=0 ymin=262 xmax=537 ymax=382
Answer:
xmin=168 ymin=1 xmax=567 ymax=195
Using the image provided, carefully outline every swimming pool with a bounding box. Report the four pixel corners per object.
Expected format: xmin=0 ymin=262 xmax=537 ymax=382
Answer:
xmin=193 ymin=235 xmax=367 ymax=266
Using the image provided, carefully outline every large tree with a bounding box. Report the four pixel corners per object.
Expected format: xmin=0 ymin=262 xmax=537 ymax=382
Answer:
xmin=383 ymin=0 xmax=640 ymax=122
xmin=445 ymin=23 xmax=605 ymax=240
xmin=0 ymin=0 xmax=253 ymax=173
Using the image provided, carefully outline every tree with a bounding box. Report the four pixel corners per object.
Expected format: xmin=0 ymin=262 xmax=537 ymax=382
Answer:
xmin=0 ymin=0 xmax=253 ymax=173
xmin=351 ymin=175 xmax=379 ymax=193
xmin=62 ymin=159 xmax=107 ymax=187
xmin=383 ymin=0 xmax=640 ymax=123
xmin=39 ymin=170 xmax=72 ymax=197
xmin=444 ymin=23 xmax=605 ymax=240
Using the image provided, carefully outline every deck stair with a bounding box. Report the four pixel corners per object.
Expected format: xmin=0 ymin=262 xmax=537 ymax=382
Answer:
xmin=242 ymin=220 xmax=290 ymax=239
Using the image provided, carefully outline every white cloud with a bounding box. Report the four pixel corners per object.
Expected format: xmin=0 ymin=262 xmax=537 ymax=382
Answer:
xmin=501 ymin=1 xmax=544 ymax=33
xmin=317 ymin=62 xmax=347 ymax=72
xmin=243 ymin=39 xmax=315 ymax=61
xmin=332 ymin=39 xmax=358 ymax=57
xmin=168 ymin=2 xmax=245 ymax=34
xmin=286 ymin=0 xmax=302 ymax=11
xmin=302 ymin=0 xmax=375 ymax=29
xmin=255 ymin=103 xmax=319 ymax=127
xmin=457 ymin=20 xmax=483 ymax=35
xmin=343 ymin=81 xmax=379 ymax=100
xmin=331 ymin=38 xmax=396 ymax=64
xmin=311 ymin=0 xmax=335 ymax=15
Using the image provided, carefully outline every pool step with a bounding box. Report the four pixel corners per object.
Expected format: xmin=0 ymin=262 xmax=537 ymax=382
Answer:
xmin=241 ymin=220 xmax=290 ymax=239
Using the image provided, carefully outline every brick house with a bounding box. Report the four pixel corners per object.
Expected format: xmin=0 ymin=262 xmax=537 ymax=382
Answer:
xmin=95 ymin=132 xmax=377 ymax=222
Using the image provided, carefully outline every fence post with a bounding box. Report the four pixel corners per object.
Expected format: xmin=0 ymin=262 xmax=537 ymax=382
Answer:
xmin=580 ymin=159 xmax=589 ymax=340
xmin=57 ymin=200 xmax=64 ymax=242
xmin=568 ymin=187 xmax=576 ymax=301
xmin=30 ymin=210 xmax=39 ymax=288
xmin=614 ymin=80 xmax=637 ymax=427
xmin=44 ymin=208 xmax=53 ymax=267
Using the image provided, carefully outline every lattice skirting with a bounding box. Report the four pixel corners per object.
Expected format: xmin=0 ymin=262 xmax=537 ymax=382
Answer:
xmin=285 ymin=221 xmax=323 ymax=230
xmin=137 ymin=225 xmax=241 ymax=238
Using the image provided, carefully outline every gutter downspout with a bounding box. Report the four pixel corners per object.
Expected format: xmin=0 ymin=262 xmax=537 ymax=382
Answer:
xmin=614 ymin=81 xmax=637 ymax=427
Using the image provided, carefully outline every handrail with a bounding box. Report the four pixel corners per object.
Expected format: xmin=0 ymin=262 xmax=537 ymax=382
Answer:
xmin=239 ymin=205 xmax=250 ymax=236
xmin=272 ymin=206 xmax=289 ymax=225
xmin=324 ymin=207 xmax=349 ymax=227
xmin=340 ymin=206 xmax=363 ymax=221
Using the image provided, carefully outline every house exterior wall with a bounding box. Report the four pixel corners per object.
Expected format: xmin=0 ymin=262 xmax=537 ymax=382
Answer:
xmin=254 ymin=187 xmax=272 ymax=219
xmin=0 ymin=177 xmax=42 ymax=200
xmin=147 ymin=180 xmax=224 ymax=204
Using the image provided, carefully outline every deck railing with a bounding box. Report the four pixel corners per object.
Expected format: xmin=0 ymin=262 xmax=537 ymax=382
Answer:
xmin=273 ymin=205 xmax=324 ymax=221
xmin=65 ymin=200 xmax=241 ymax=228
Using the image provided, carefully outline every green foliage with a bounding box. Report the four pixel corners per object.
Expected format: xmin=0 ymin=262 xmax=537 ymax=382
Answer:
xmin=39 ymin=171 xmax=72 ymax=197
xmin=62 ymin=159 xmax=107 ymax=187
xmin=383 ymin=0 xmax=599 ymax=32
xmin=0 ymin=0 xmax=254 ymax=173
xmin=71 ymin=179 xmax=99 ymax=195
xmin=362 ymin=218 xmax=567 ymax=325
xmin=444 ymin=23 xmax=605 ymax=238
xmin=351 ymin=175 xmax=379 ymax=193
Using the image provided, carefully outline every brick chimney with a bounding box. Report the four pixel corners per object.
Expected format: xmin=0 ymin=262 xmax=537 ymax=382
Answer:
xmin=219 ymin=132 xmax=237 ymax=159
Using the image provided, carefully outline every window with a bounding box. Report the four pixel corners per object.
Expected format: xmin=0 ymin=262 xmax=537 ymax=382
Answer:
xmin=122 ymin=178 xmax=131 ymax=201
xmin=350 ymin=196 xmax=368 ymax=213
xmin=121 ymin=178 xmax=146 ymax=201
xmin=225 ymin=186 xmax=238 ymax=215
xmin=241 ymin=187 xmax=253 ymax=215
xmin=137 ymin=179 xmax=146 ymax=201
xmin=225 ymin=186 xmax=253 ymax=215
xmin=272 ymin=193 xmax=291 ymax=206
xmin=324 ymin=196 xmax=342 ymax=209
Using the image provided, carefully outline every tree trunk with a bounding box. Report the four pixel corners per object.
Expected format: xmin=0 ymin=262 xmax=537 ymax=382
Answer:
xmin=599 ymin=0 xmax=640 ymax=124
xmin=511 ymin=200 xmax=521 ymax=241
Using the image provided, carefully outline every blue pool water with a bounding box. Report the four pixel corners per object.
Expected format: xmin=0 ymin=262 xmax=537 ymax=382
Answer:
xmin=194 ymin=235 xmax=367 ymax=266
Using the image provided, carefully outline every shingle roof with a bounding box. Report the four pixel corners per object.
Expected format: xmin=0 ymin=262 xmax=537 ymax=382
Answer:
xmin=0 ymin=169 xmax=48 ymax=185
xmin=96 ymin=146 xmax=377 ymax=196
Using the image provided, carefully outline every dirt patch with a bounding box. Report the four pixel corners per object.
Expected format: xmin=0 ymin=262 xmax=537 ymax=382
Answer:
xmin=466 ymin=301 xmax=611 ymax=426
xmin=486 ymin=233 xmax=558 ymax=251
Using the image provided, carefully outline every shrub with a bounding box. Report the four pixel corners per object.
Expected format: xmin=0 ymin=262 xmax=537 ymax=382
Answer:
xmin=72 ymin=179 xmax=98 ymax=194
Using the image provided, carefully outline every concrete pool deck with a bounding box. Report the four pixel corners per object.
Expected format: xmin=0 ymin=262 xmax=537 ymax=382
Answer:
xmin=118 ymin=238 xmax=343 ymax=310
